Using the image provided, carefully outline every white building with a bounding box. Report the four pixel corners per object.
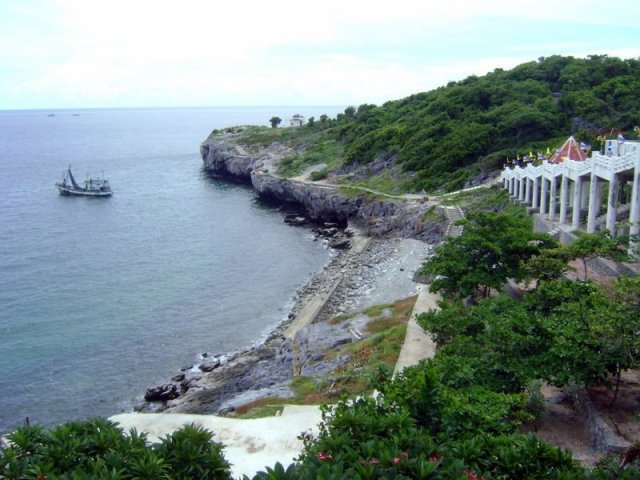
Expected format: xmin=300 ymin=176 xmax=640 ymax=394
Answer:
xmin=289 ymin=114 xmax=305 ymax=128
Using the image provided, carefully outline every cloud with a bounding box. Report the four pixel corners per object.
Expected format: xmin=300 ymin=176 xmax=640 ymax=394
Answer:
xmin=1 ymin=0 xmax=639 ymax=108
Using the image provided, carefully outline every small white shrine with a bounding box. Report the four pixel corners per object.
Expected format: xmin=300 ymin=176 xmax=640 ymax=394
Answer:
xmin=289 ymin=114 xmax=305 ymax=128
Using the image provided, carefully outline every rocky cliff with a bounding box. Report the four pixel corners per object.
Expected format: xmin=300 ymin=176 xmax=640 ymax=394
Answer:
xmin=200 ymin=135 xmax=443 ymax=241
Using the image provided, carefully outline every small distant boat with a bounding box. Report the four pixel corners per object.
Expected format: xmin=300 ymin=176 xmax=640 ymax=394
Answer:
xmin=56 ymin=167 xmax=113 ymax=197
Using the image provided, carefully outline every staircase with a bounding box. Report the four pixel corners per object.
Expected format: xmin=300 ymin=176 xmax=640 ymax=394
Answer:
xmin=444 ymin=206 xmax=465 ymax=238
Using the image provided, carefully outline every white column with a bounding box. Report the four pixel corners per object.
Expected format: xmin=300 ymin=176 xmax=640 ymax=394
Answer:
xmin=509 ymin=177 xmax=515 ymax=196
xmin=581 ymin=180 xmax=590 ymax=209
xmin=549 ymin=177 xmax=558 ymax=220
xmin=629 ymin=162 xmax=640 ymax=257
xmin=532 ymin=177 xmax=540 ymax=209
xmin=587 ymin=175 xmax=600 ymax=233
xmin=606 ymin=174 xmax=619 ymax=235
xmin=595 ymin=180 xmax=603 ymax=215
xmin=540 ymin=178 xmax=548 ymax=215
xmin=525 ymin=178 xmax=532 ymax=204
xmin=568 ymin=181 xmax=574 ymax=208
xmin=630 ymin=166 xmax=640 ymax=236
xmin=572 ymin=177 xmax=583 ymax=230
xmin=518 ymin=177 xmax=526 ymax=201
xmin=559 ymin=175 xmax=569 ymax=224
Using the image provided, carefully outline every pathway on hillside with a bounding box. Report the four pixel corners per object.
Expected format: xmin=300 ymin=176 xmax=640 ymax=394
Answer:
xmin=393 ymin=286 xmax=439 ymax=376
xmin=393 ymin=204 xmax=466 ymax=376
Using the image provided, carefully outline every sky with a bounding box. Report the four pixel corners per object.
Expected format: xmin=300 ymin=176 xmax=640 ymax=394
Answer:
xmin=1 ymin=0 xmax=639 ymax=110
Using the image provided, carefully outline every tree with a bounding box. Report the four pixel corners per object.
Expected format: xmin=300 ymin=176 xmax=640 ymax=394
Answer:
xmin=344 ymin=106 xmax=356 ymax=119
xmin=522 ymin=248 xmax=572 ymax=288
xmin=536 ymin=280 xmax=622 ymax=389
xmin=269 ymin=116 xmax=282 ymax=128
xmin=563 ymin=230 xmax=627 ymax=280
xmin=602 ymin=275 xmax=640 ymax=404
xmin=307 ymin=116 xmax=315 ymax=128
xmin=422 ymin=211 xmax=557 ymax=299
xmin=319 ymin=114 xmax=328 ymax=124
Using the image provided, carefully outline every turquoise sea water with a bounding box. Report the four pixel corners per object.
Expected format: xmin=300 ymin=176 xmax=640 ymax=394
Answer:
xmin=0 ymin=106 xmax=344 ymax=434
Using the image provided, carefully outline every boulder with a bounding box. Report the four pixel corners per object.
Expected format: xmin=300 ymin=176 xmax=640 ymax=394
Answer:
xmin=144 ymin=384 xmax=180 ymax=402
xmin=328 ymin=236 xmax=351 ymax=249
xmin=199 ymin=358 xmax=221 ymax=372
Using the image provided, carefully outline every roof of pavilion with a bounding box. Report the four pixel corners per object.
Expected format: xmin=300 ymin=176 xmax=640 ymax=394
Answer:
xmin=548 ymin=136 xmax=588 ymax=164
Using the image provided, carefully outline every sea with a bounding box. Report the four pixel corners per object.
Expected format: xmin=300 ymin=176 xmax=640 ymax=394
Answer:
xmin=0 ymin=106 xmax=345 ymax=434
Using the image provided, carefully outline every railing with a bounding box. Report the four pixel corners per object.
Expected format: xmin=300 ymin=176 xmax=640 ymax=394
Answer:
xmin=564 ymin=158 xmax=593 ymax=177
xmin=501 ymin=148 xmax=638 ymax=183
xmin=592 ymin=152 xmax=637 ymax=173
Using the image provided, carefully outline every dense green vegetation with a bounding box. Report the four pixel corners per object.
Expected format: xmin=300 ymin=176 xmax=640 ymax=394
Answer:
xmin=218 ymin=55 xmax=640 ymax=193
xmin=0 ymin=419 xmax=231 ymax=479
xmin=334 ymin=55 xmax=640 ymax=192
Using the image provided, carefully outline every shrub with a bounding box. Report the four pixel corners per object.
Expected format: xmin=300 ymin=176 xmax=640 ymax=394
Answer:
xmin=0 ymin=419 xmax=231 ymax=480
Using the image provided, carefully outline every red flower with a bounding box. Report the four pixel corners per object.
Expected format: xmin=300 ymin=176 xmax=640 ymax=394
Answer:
xmin=463 ymin=469 xmax=479 ymax=480
xmin=428 ymin=454 xmax=443 ymax=462
xmin=392 ymin=457 xmax=401 ymax=464
xmin=370 ymin=457 xmax=379 ymax=465
xmin=316 ymin=452 xmax=332 ymax=461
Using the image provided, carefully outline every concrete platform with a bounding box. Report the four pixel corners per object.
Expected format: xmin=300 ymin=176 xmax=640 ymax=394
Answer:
xmin=110 ymin=405 xmax=322 ymax=479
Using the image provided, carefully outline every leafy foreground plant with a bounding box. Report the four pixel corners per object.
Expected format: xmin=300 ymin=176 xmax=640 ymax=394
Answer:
xmin=248 ymin=395 xmax=580 ymax=480
xmin=0 ymin=418 xmax=231 ymax=480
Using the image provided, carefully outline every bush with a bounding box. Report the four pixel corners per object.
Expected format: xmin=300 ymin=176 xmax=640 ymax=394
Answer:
xmin=0 ymin=419 xmax=231 ymax=480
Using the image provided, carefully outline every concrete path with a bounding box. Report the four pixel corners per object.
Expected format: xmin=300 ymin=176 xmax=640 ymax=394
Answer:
xmin=284 ymin=236 xmax=371 ymax=339
xmin=110 ymin=405 xmax=322 ymax=479
xmin=393 ymin=285 xmax=440 ymax=376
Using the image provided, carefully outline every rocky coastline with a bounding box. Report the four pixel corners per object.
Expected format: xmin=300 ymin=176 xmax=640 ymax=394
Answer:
xmin=136 ymin=235 xmax=434 ymax=415
xmin=200 ymin=132 xmax=443 ymax=241
xmin=135 ymin=132 xmax=443 ymax=415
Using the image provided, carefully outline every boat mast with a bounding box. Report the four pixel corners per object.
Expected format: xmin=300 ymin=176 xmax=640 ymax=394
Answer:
xmin=67 ymin=167 xmax=82 ymax=190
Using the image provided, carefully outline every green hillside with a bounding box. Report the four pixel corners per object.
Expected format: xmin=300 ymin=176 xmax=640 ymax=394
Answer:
xmin=252 ymin=55 xmax=640 ymax=193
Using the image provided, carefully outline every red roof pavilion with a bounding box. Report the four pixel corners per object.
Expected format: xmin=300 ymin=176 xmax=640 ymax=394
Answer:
xmin=548 ymin=136 xmax=587 ymax=164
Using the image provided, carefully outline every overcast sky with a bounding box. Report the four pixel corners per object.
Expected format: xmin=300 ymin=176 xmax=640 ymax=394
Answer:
xmin=1 ymin=0 xmax=639 ymax=110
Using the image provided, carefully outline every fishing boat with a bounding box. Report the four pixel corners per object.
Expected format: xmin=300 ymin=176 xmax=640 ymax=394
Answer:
xmin=55 ymin=167 xmax=113 ymax=197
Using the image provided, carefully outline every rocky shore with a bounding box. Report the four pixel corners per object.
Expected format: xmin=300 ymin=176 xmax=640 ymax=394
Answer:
xmin=135 ymin=130 xmax=444 ymax=416
xmin=136 ymin=233 xmax=434 ymax=415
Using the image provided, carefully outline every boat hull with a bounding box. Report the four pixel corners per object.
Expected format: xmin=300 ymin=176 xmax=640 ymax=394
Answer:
xmin=56 ymin=184 xmax=112 ymax=197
